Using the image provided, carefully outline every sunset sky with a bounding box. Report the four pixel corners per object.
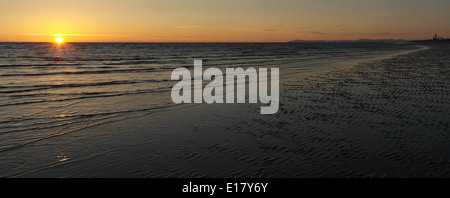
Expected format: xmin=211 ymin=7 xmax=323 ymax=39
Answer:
xmin=1 ymin=0 xmax=450 ymax=42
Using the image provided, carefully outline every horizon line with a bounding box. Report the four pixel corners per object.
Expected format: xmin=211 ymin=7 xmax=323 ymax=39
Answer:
xmin=0 ymin=38 xmax=419 ymax=43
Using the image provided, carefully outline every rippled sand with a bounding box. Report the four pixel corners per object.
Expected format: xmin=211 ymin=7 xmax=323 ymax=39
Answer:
xmin=3 ymin=43 xmax=449 ymax=178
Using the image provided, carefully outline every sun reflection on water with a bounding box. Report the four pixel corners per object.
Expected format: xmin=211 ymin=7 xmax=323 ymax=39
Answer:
xmin=57 ymin=153 xmax=70 ymax=162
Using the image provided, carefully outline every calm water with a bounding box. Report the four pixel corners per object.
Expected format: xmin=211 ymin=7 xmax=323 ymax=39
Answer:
xmin=0 ymin=42 xmax=419 ymax=173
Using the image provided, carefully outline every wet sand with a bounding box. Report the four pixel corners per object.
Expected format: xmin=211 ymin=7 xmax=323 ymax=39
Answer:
xmin=9 ymin=43 xmax=450 ymax=178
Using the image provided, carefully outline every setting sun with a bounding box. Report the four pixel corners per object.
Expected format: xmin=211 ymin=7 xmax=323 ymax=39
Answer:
xmin=55 ymin=36 xmax=64 ymax=44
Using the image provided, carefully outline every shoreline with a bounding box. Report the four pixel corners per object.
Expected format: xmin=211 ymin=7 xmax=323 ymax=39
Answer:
xmin=282 ymin=44 xmax=429 ymax=81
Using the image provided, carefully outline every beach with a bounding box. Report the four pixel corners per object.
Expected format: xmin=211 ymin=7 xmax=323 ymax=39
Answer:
xmin=1 ymin=42 xmax=448 ymax=177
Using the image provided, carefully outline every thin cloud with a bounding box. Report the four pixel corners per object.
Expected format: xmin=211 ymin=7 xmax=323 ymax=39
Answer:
xmin=389 ymin=25 xmax=402 ymax=30
xmin=232 ymin=28 xmax=276 ymax=32
xmin=21 ymin=33 xmax=90 ymax=37
xmin=336 ymin=24 xmax=362 ymax=31
xmin=292 ymin=31 xmax=324 ymax=35
xmin=233 ymin=28 xmax=324 ymax=35
xmin=20 ymin=33 xmax=127 ymax=37
xmin=360 ymin=32 xmax=405 ymax=36
xmin=175 ymin=25 xmax=200 ymax=29
xmin=425 ymin=16 xmax=448 ymax=21
xmin=254 ymin=29 xmax=277 ymax=32
xmin=139 ymin=35 xmax=205 ymax=39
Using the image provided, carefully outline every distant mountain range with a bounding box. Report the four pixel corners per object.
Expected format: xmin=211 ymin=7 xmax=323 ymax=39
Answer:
xmin=288 ymin=39 xmax=407 ymax=43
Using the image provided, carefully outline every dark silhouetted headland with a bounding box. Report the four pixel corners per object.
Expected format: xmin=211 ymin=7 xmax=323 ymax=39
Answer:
xmin=288 ymin=39 xmax=407 ymax=43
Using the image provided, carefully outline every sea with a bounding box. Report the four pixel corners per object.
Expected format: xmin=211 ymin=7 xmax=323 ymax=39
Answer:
xmin=0 ymin=42 xmax=424 ymax=177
